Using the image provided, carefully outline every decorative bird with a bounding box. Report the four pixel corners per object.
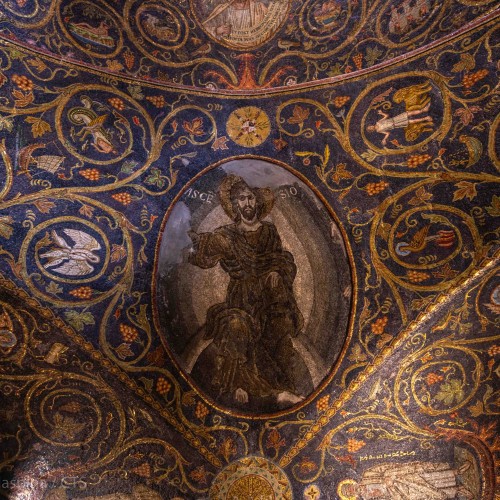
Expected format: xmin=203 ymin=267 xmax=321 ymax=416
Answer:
xmin=396 ymin=225 xmax=456 ymax=256
xmin=278 ymin=39 xmax=301 ymax=50
xmin=69 ymin=100 xmax=117 ymax=155
xmin=191 ymin=42 xmax=212 ymax=57
xmin=40 ymin=229 xmax=101 ymax=276
xmin=142 ymin=13 xmax=176 ymax=41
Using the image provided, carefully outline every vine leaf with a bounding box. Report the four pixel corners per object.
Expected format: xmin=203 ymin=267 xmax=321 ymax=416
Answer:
xmin=377 ymin=222 xmax=391 ymax=241
xmin=468 ymin=400 xmax=483 ymax=417
xmin=422 ymin=213 xmax=449 ymax=225
xmin=13 ymin=90 xmax=34 ymax=108
xmin=435 ymin=378 xmax=464 ymax=406
xmin=0 ymin=116 xmax=13 ymax=132
xmin=452 ymin=181 xmax=477 ymax=202
xmin=376 ymin=333 xmax=392 ymax=349
xmin=145 ymin=167 xmax=165 ymax=188
xmin=132 ymin=304 xmax=151 ymax=336
xmin=45 ymin=281 xmax=62 ymax=296
xmin=365 ymin=46 xmax=383 ymax=67
xmin=121 ymin=160 xmax=138 ymax=174
xmin=111 ymin=244 xmax=126 ymax=262
xmin=182 ymin=117 xmax=204 ymax=137
xmin=25 ymin=117 xmax=51 ymax=138
xmin=78 ymin=204 xmax=95 ymax=218
xmin=33 ymin=198 xmax=56 ymax=214
xmin=454 ymin=108 xmax=480 ymax=126
xmin=485 ymin=195 xmax=500 ymax=216
xmin=451 ymin=53 xmax=475 ymax=73
xmin=115 ymin=343 xmax=134 ymax=360
xmin=358 ymin=297 xmax=371 ymax=325
xmin=288 ymin=105 xmax=310 ymax=125
xmin=64 ymin=310 xmax=95 ymax=331
xmin=211 ymin=135 xmax=229 ymax=150
xmin=27 ymin=57 xmax=48 ymax=73
xmin=348 ymin=344 xmax=368 ymax=363
xmin=408 ymin=186 xmax=433 ymax=206
xmin=361 ymin=149 xmax=379 ymax=162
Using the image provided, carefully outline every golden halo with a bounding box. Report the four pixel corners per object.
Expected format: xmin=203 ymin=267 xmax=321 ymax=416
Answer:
xmin=337 ymin=479 xmax=358 ymax=500
xmin=218 ymin=174 xmax=274 ymax=222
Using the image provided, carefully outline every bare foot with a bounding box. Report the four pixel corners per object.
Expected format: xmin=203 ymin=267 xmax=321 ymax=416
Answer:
xmin=234 ymin=388 xmax=249 ymax=404
xmin=277 ymin=391 xmax=304 ymax=405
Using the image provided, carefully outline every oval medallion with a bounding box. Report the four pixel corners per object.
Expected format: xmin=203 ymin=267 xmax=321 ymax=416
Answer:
xmin=155 ymin=158 xmax=352 ymax=414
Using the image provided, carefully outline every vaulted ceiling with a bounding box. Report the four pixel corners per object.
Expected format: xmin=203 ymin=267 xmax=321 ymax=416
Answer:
xmin=0 ymin=1 xmax=498 ymax=499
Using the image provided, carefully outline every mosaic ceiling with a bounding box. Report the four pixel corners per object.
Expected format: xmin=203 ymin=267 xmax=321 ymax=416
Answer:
xmin=0 ymin=0 xmax=498 ymax=498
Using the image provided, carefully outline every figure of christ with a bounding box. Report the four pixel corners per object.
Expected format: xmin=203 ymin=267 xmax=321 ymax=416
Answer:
xmin=203 ymin=0 xmax=269 ymax=40
xmin=187 ymin=175 xmax=313 ymax=409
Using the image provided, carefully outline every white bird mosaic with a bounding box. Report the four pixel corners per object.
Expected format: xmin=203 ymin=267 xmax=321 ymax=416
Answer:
xmin=40 ymin=229 xmax=101 ymax=276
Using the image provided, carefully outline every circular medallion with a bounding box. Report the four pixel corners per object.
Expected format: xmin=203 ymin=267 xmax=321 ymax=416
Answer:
xmin=58 ymin=0 xmax=123 ymax=58
xmin=226 ymin=107 xmax=271 ymax=147
xmin=210 ymin=456 xmax=292 ymax=499
xmin=190 ymin=0 xmax=291 ymax=50
xmin=228 ymin=474 xmax=275 ymax=499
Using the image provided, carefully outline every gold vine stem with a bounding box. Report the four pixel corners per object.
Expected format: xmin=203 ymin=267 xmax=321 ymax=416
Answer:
xmin=0 ymin=139 xmax=13 ymax=201
xmin=394 ymin=342 xmax=483 ymax=423
xmin=259 ymin=0 xmax=373 ymax=85
xmin=291 ymin=414 xmax=434 ymax=484
xmin=277 ymin=96 xmax=499 ymax=181
xmin=0 ymin=0 xmax=56 ymax=28
xmin=2 ymin=371 xmax=128 ymax=479
xmin=258 ymin=416 xmax=315 ymax=459
xmin=279 ymin=254 xmax=499 ymax=467
xmin=97 ymin=289 xmax=224 ymax=468
xmin=113 ymin=437 xmax=209 ymax=494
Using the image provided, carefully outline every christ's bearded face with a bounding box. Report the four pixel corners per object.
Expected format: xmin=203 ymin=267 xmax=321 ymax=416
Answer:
xmin=235 ymin=187 xmax=257 ymax=222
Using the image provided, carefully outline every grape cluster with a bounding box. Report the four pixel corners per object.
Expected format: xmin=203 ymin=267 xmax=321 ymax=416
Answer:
xmin=365 ymin=181 xmax=389 ymax=195
xmin=347 ymin=438 xmax=365 ymax=453
xmin=123 ymin=50 xmax=135 ymax=70
xmin=120 ymin=323 xmax=138 ymax=343
xmin=333 ymin=95 xmax=350 ymax=108
xmin=407 ymin=270 xmax=430 ymax=283
xmin=406 ymin=154 xmax=432 ymax=168
xmin=69 ymin=286 xmax=93 ymax=299
xmin=462 ymin=69 xmax=488 ymax=88
xmin=488 ymin=345 xmax=500 ymax=357
xmin=316 ymin=395 xmax=330 ymax=412
xmin=146 ymin=95 xmax=165 ymax=107
xmin=131 ymin=462 xmax=151 ymax=478
xmin=12 ymin=74 xmax=34 ymax=91
xmin=112 ymin=192 xmax=132 ymax=205
xmin=371 ymin=316 xmax=388 ymax=335
xmin=108 ymin=97 xmax=125 ymax=110
xmin=195 ymin=401 xmax=209 ymax=420
xmin=426 ymin=372 xmax=443 ymax=385
xmin=79 ymin=168 xmax=100 ymax=181
xmin=156 ymin=377 xmax=171 ymax=395
xmin=352 ymin=53 xmax=363 ymax=70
